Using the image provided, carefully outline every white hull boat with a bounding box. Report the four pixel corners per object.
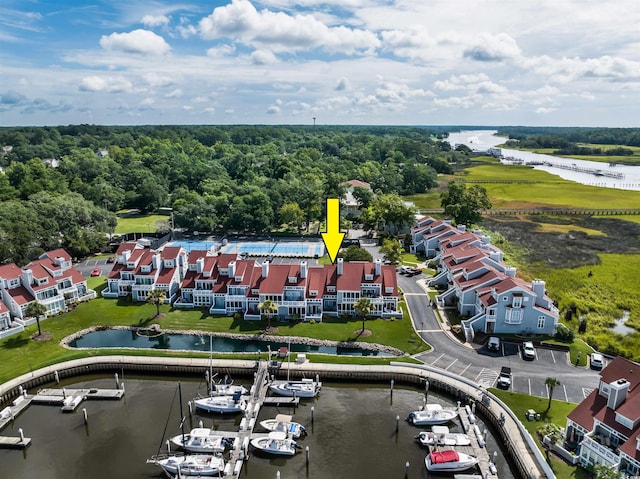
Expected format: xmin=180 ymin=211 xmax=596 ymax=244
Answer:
xmin=425 ymin=450 xmax=478 ymax=472
xmin=207 ymin=374 xmax=248 ymax=397
xmin=407 ymin=404 xmax=458 ymax=426
xmin=416 ymin=426 xmax=472 ymax=447
xmin=269 ymin=378 xmax=321 ymax=398
xmin=170 ymin=428 xmax=232 ymax=453
xmin=251 ymin=431 xmax=300 ymax=456
xmin=194 ymin=391 xmax=247 ymax=414
xmin=260 ymin=414 xmax=306 ymax=439
xmin=147 ymin=454 xmax=225 ymax=476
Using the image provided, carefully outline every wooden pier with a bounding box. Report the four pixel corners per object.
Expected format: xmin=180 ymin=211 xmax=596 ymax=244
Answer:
xmin=0 ymin=435 xmax=31 ymax=449
xmin=31 ymin=387 xmax=125 ymax=412
xmin=457 ymin=402 xmax=497 ymax=478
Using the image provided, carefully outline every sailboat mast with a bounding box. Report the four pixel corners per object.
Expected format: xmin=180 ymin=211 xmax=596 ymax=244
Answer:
xmin=178 ymin=382 xmax=185 ymax=453
xmin=209 ymin=335 xmax=214 ymax=396
xmin=287 ymin=338 xmax=291 ymax=382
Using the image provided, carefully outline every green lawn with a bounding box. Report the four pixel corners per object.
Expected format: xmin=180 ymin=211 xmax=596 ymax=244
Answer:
xmin=491 ymin=389 xmax=587 ymax=479
xmin=115 ymin=214 xmax=169 ymax=234
xmin=0 ymin=281 xmax=429 ymax=384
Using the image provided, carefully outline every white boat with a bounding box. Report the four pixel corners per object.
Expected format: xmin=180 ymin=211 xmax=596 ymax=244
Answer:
xmin=416 ymin=426 xmax=472 ymax=447
xmin=194 ymin=390 xmax=247 ymax=414
xmin=209 ymin=376 xmax=248 ymax=397
xmin=250 ymin=431 xmax=300 ymax=456
xmin=147 ymin=454 xmax=225 ymax=476
xmin=269 ymin=378 xmax=321 ymax=398
xmin=260 ymin=414 xmax=306 ymax=439
xmin=406 ymin=404 xmax=458 ymax=426
xmin=424 ymin=450 xmax=478 ymax=472
xmin=169 ymin=428 xmax=232 ymax=453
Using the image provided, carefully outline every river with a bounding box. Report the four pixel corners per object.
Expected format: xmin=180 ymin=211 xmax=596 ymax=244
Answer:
xmin=0 ymin=375 xmax=516 ymax=479
xmin=446 ymin=130 xmax=640 ymax=191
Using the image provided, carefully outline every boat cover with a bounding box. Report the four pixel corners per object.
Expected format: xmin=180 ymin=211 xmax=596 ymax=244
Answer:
xmin=430 ymin=450 xmax=460 ymax=464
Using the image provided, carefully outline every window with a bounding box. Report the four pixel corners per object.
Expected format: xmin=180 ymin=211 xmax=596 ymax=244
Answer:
xmin=512 ymin=297 xmax=522 ymax=308
xmin=615 ymin=414 xmax=633 ymax=429
xmin=502 ymin=296 xmax=508 ymax=301
xmin=537 ymin=316 xmax=545 ymax=329
xmin=364 ymin=274 xmax=373 ymax=281
xmin=309 ymin=290 xmax=317 ymax=296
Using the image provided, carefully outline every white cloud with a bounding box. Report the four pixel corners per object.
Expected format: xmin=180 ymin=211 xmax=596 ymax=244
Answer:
xmin=143 ymin=73 xmax=174 ymax=87
xmin=100 ymin=29 xmax=171 ymax=55
xmin=165 ymin=88 xmax=182 ymax=98
xmin=251 ymin=49 xmax=277 ymax=65
xmin=199 ymin=0 xmax=380 ymax=54
xmin=266 ymin=104 xmax=281 ymax=114
xmin=141 ymin=15 xmax=170 ymax=27
xmin=463 ymin=33 xmax=521 ymax=62
xmin=79 ymin=76 xmax=133 ymax=93
xmin=140 ymin=97 xmax=155 ymax=106
xmin=207 ymin=44 xmax=236 ymax=57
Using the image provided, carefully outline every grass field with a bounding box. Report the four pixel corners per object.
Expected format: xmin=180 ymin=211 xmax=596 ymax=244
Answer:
xmin=115 ymin=214 xmax=169 ymax=234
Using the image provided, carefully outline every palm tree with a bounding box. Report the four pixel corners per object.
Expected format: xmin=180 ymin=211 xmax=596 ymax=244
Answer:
xmin=354 ymin=297 xmax=373 ymax=334
xmin=258 ymin=300 xmax=279 ymax=331
xmin=25 ymin=301 xmax=47 ymax=337
xmin=545 ymin=377 xmax=561 ymax=410
xmin=146 ymin=289 xmax=167 ymax=317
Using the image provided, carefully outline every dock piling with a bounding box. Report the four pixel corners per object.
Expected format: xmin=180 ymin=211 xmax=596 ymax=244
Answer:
xmin=83 ymin=408 xmax=87 ymax=424
xmin=311 ymin=406 xmax=314 ymax=424
xmin=114 ymin=373 xmax=119 ymax=388
xmin=405 ymin=460 xmax=410 ymax=479
xmin=19 ymin=428 xmax=24 ymax=442
xmin=305 ymin=446 xmax=309 ymax=465
xmin=396 ymin=415 xmax=400 ymax=432
xmin=54 ymin=371 xmax=59 ymax=384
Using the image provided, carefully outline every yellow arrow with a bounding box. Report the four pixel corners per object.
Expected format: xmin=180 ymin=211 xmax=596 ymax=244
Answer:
xmin=321 ymin=198 xmax=345 ymax=264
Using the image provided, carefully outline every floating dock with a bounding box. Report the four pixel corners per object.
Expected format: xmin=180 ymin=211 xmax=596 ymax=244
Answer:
xmin=31 ymin=387 xmax=124 ymax=412
xmin=0 ymin=435 xmax=31 ymax=449
xmin=457 ymin=402 xmax=498 ymax=478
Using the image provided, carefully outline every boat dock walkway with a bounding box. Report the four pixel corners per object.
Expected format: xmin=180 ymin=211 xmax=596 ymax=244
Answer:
xmin=224 ymin=360 xmax=271 ymax=477
xmin=457 ymin=402 xmax=497 ymax=478
xmin=31 ymin=387 xmax=125 ymax=412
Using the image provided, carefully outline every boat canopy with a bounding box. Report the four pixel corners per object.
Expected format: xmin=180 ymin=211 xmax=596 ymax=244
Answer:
xmin=430 ymin=450 xmax=460 ymax=464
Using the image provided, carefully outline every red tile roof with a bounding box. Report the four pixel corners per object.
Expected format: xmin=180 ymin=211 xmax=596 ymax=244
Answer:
xmin=0 ymin=300 xmax=9 ymax=314
xmin=0 ymin=263 xmax=23 ymax=281
xmin=42 ymin=248 xmax=71 ymax=262
xmin=161 ymin=246 xmax=182 ymax=260
xmin=7 ymin=286 xmax=34 ymax=306
xmin=344 ymin=179 xmax=371 ymax=189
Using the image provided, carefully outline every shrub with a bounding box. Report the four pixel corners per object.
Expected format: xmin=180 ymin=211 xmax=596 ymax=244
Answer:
xmin=578 ymin=318 xmax=587 ymax=333
xmin=555 ymin=324 xmax=574 ymax=342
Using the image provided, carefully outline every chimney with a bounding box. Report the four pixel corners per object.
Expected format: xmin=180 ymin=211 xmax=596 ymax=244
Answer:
xmin=457 ymin=224 xmax=466 ymax=232
xmin=489 ymin=251 xmax=504 ymax=263
xmin=505 ymin=266 xmax=516 ymax=277
xmin=22 ymin=269 xmax=33 ymax=285
xmin=196 ymin=257 xmax=204 ymax=274
xmin=531 ymin=279 xmax=546 ymax=306
xmin=481 ymin=235 xmax=490 ymax=244
xmin=262 ymin=260 xmax=269 ymax=278
xmin=229 ymin=261 xmax=236 ymax=278
xmin=300 ymin=261 xmax=307 ymax=279
xmin=337 ymin=257 xmax=343 ymax=276
xmin=607 ymin=378 xmax=630 ymax=410
xmin=55 ymin=256 xmax=64 ymax=267
xmin=123 ymin=250 xmax=131 ymax=264
xmin=375 ymin=258 xmax=381 ymax=276
xmin=152 ymin=253 xmax=161 ymax=270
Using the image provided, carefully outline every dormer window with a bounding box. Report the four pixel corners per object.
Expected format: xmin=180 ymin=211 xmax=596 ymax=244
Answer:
xmin=364 ymin=274 xmax=373 ymax=281
xmin=288 ymin=276 xmax=297 ymax=284
xmin=309 ymin=290 xmax=317 ymax=296
xmin=327 ymin=286 xmax=336 ymax=293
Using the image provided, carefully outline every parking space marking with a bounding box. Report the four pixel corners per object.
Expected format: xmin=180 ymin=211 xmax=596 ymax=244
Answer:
xmin=528 ymin=378 xmax=532 ymax=396
xmin=445 ymin=358 xmax=458 ymax=371
xmin=550 ymin=350 xmax=556 ymax=364
xmin=429 ymin=353 xmax=444 ymax=366
xmin=459 ymin=363 xmax=471 ymax=376
xmin=475 ymin=368 xmax=499 ymax=388
xmin=562 ymin=384 xmax=568 ymax=402
xmin=582 ymin=388 xmax=594 ymax=399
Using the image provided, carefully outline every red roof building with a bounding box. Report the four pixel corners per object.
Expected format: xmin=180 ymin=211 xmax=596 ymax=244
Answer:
xmin=566 ymin=356 xmax=640 ymax=475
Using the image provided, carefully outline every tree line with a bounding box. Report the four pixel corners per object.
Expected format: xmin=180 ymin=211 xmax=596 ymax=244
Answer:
xmin=0 ymin=125 xmax=473 ymax=265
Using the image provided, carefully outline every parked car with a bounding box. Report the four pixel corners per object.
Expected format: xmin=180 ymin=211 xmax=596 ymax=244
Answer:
xmin=106 ymin=256 xmax=115 ymax=263
xmin=91 ymin=267 xmax=101 ymax=277
xmin=497 ymin=366 xmax=511 ymax=389
xmin=522 ymin=341 xmax=536 ymax=360
xmin=407 ymin=267 xmax=422 ymax=276
xmin=487 ymin=336 xmax=501 ymax=352
xmin=590 ymin=353 xmax=604 ymax=369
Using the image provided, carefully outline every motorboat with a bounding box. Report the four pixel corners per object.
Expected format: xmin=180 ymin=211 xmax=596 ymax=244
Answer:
xmin=147 ymin=453 xmax=225 ymax=476
xmin=406 ymin=404 xmax=458 ymax=426
xmin=209 ymin=376 xmax=248 ymax=397
xmin=424 ymin=450 xmax=478 ymax=472
xmin=259 ymin=414 xmax=306 ymax=439
xmin=416 ymin=426 xmax=472 ymax=447
xmin=250 ymin=431 xmax=300 ymax=456
xmin=169 ymin=427 xmax=233 ymax=453
xmin=194 ymin=390 xmax=247 ymax=414
xmin=269 ymin=378 xmax=321 ymax=398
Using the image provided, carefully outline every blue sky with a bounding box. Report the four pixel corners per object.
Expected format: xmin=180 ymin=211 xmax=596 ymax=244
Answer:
xmin=1 ymin=0 xmax=639 ymax=127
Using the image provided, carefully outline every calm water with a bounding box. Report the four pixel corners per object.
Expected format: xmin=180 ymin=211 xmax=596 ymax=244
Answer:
xmin=447 ymin=130 xmax=640 ymax=190
xmin=0 ymin=375 xmax=516 ymax=479
xmin=68 ymin=330 xmax=393 ymax=357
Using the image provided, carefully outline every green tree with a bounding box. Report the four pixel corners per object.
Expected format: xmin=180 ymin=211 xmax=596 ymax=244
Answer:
xmin=354 ymin=297 xmax=373 ymax=334
xmin=545 ymin=377 xmax=561 ymax=410
xmin=440 ymin=181 xmax=492 ymax=226
xmin=338 ymin=245 xmax=373 ymax=262
xmin=146 ymin=289 xmax=167 ymax=317
xmin=278 ymin=202 xmax=305 ymax=231
xmin=379 ymin=238 xmax=403 ymax=265
xmin=258 ymin=300 xmax=279 ymax=331
xmin=351 ymin=186 xmax=374 ymax=210
xmin=537 ymin=422 xmax=563 ymax=460
xmin=593 ymin=464 xmax=622 ymax=479
xmin=25 ymin=301 xmax=47 ymax=337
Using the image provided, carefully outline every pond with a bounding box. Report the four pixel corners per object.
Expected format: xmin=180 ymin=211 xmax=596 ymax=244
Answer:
xmin=68 ymin=329 xmax=396 ymax=357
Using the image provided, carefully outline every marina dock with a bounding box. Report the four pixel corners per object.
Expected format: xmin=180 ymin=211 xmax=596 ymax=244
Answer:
xmin=31 ymin=387 xmax=125 ymax=412
xmin=457 ymin=402 xmax=498 ymax=478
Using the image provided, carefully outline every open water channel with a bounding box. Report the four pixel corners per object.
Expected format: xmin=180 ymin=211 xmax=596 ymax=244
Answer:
xmin=0 ymin=374 xmax=516 ymax=479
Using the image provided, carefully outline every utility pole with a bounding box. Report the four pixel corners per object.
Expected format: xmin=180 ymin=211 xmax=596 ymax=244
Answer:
xmin=313 ymin=117 xmax=316 ymax=129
